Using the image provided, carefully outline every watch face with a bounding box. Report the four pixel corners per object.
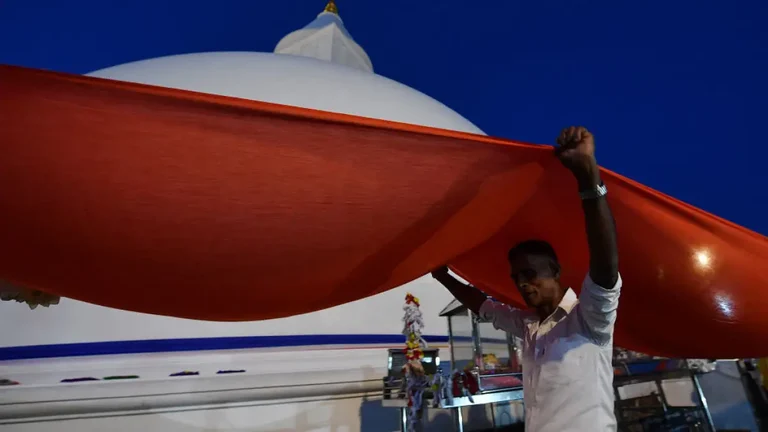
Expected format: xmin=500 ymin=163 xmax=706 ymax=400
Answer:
xmin=580 ymin=184 xmax=607 ymax=200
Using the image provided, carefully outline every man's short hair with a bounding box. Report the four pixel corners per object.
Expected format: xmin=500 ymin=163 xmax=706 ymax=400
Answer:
xmin=508 ymin=240 xmax=559 ymax=264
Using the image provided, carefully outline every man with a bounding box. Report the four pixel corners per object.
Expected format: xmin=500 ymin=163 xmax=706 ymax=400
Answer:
xmin=432 ymin=126 xmax=620 ymax=431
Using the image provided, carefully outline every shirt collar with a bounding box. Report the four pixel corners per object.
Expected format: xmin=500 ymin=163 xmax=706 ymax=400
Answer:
xmin=558 ymin=288 xmax=578 ymax=313
xmin=523 ymin=288 xmax=579 ymax=326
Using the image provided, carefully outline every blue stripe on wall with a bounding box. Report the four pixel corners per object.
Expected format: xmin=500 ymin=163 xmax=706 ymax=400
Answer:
xmin=0 ymin=334 xmax=452 ymax=361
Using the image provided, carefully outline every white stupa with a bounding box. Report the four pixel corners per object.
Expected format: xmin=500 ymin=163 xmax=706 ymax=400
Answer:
xmin=87 ymin=0 xmax=483 ymax=134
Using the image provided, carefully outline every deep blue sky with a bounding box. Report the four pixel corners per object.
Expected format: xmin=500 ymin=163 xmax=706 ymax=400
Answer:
xmin=1 ymin=0 xmax=766 ymax=234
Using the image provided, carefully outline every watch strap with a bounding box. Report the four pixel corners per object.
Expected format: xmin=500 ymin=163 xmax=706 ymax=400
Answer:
xmin=580 ymin=182 xmax=608 ymax=200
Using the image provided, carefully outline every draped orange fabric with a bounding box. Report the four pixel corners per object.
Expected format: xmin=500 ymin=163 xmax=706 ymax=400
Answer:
xmin=1 ymin=65 xmax=767 ymax=358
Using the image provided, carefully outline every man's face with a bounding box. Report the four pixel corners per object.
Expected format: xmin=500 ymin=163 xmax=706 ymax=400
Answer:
xmin=508 ymin=253 xmax=561 ymax=308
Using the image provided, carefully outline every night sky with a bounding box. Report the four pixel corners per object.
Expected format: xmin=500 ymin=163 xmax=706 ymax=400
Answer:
xmin=2 ymin=0 xmax=766 ymax=234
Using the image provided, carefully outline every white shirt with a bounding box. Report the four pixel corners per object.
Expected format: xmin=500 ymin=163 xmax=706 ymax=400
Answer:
xmin=479 ymin=273 xmax=622 ymax=432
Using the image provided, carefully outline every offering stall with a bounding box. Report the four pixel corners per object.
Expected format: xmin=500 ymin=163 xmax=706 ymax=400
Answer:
xmin=382 ymin=298 xmax=524 ymax=431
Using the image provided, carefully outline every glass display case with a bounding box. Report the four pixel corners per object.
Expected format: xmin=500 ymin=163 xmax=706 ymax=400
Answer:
xmin=612 ymin=348 xmax=716 ymax=431
xmin=439 ymin=299 xmax=523 ymax=393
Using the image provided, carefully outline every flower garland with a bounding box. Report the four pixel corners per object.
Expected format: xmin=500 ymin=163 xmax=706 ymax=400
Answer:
xmin=403 ymin=293 xmax=426 ymax=361
xmin=401 ymin=293 xmax=429 ymax=431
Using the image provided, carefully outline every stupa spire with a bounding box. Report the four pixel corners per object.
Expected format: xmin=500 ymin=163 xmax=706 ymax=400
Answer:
xmin=324 ymin=0 xmax=338 ymax=15
xmin=274 ymin=0 xmax=373 ymax=73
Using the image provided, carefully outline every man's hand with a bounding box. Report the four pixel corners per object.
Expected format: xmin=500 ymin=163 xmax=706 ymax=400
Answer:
xmin=430 ymin=266 xmax=487 ymax=314
xmin=0 ymin=284 xmax=60 ymax=310
xmin=555 ymin=126 xmax=600 ymax=188
xmin=431 ymin=266 xmax=449 ymax=279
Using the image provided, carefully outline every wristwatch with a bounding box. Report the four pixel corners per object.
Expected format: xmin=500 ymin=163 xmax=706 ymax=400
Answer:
xmin=580 ymin=182 xmax=608 ymax=200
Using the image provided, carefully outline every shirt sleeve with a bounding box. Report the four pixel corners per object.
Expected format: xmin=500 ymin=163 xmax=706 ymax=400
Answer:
xmin=478 ymin=299 xmax=526 ymax=338
xmin=578 ymin=272 xmax=622 ymax=345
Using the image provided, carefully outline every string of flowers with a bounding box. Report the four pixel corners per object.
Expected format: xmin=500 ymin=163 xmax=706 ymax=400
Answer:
xmin=403 ymin=293 xmax=426 ymax=361
xmin=402 ymin=293 xmax=429 ymax=431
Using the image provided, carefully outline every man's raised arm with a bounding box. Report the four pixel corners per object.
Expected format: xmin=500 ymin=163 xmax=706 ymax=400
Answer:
xmin=555 ymin=126 xmax=619 ymax=289
xmin=555 ymin=126 xmax=621 ymax=344
xmin=431 ymin=267 xmax=526 ymax=338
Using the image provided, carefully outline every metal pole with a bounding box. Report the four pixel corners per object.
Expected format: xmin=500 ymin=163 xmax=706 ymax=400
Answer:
xmin=470 ymin=312 xmax=483 ymax=368
xmin=692 ymin=372 xmax=716 ymax=432
xmin=455 ymin=406 xmax=464 ymax=432
xmin=448 ymin=316 xmax=456 ymax=369
xmin=656 ymin=378 xmax=671 ymax=430
xmin=400 ymin=407 xmax=408 ymax=432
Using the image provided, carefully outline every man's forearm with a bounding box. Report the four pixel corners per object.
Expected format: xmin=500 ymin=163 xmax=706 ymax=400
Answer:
xmin=576 ymin=163 xmax=619 ymax=289
xmin=433 ymin=273 xmax=487 ymax=314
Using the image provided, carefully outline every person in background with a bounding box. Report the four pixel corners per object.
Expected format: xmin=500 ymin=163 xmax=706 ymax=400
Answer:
xmin=432 ymin=126 xmax=621 ymax=431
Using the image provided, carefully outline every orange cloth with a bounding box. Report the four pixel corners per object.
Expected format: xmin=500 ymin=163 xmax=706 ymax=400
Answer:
xmin=1 ymin=65 xmax=767 ymax=358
